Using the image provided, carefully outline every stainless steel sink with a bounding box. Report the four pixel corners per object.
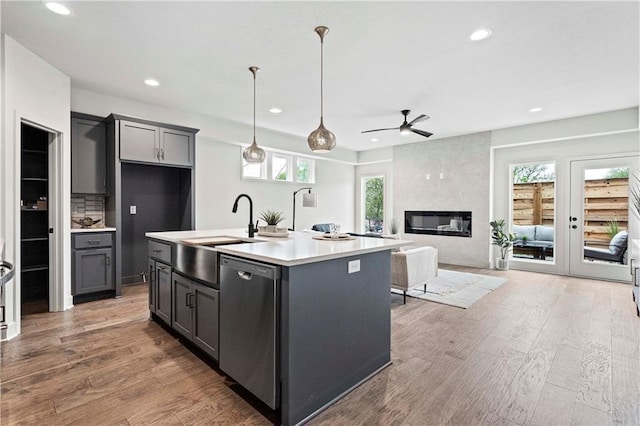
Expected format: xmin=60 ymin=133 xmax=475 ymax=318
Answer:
xmin=175 ymin=237 xmax=257 ymax=285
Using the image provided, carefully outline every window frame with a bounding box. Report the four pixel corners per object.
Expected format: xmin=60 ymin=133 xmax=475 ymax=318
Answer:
xmin=241 ymin=146 xmax=316 ymax=184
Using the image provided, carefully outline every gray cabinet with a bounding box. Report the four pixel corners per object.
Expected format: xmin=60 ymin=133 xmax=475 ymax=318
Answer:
xmin=72 ymin=233 xmax=114 ymax=296
xmin=119 ymin=120 xmax=193 ymax=167
xmin=171 ymin=272 xmax=219 ymax=360
xmin=148 ymin=240 xmax=173 ymax=324
xmin=71 ymin=114 xmax=107 ymax=195
xmin=149 ymin=260 xmax=172 ymax=325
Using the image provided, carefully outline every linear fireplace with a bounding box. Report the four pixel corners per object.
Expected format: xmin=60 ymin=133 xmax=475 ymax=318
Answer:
xmin=404 ymin=211 xmax=472 ymax=237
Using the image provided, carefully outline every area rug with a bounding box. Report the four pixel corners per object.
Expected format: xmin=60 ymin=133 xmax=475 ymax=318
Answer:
xmin=392 ymin=269 xmax=507 ymax=309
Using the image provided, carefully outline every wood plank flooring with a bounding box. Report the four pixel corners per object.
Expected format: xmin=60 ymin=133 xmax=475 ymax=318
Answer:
xmin=1 ymin=267 xmax=639 ymax=425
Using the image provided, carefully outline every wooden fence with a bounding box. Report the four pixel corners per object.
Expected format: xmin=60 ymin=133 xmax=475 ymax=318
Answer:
xmin=512 ymin=178 xmax=628 ymax=244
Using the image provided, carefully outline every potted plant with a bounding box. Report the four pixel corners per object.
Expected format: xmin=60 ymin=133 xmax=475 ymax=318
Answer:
xmin=259 ymin=209 xmax=286 ymax=233
xmin=490 ymin=219 xmax=517 ymax=270
xmin=387 ymin=218 xmax=400 ymax=238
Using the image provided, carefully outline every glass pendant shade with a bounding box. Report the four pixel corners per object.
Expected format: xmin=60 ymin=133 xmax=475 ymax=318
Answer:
xmin=243 ymin=66 xmax=266 ymax=164
xmin=243 ymin=138 xmax=266 ymax=163
xmin=308 ymin=26 xmax=336 ymax=153
xmin=307 ymin=118 xmax=336 ymax=153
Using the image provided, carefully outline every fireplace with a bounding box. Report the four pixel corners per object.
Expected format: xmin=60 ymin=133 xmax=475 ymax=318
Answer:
xmin=404 ymin=211 xmax=472 ymax=237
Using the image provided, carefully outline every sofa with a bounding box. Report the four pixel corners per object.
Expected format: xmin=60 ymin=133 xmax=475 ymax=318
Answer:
xmin=512 ymin=224 xmax=554 ymax=260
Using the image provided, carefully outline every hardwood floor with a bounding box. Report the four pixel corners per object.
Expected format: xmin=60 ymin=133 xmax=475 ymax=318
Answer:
xmin=1 ymin=267 xmax=638 ymax=425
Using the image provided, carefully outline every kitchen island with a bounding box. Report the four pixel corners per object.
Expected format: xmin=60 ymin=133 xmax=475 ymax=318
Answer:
xmin=145 ymin=229 xmax=409 ymax=425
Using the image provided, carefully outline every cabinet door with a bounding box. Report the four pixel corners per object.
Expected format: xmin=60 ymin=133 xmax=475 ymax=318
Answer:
xmin=160 ymin=128 xmax=193 ymax=167
xmin=148 ymin=259 xmax=156 ymax=313
xmin=73 ymin=248 xmax=113 ymax=295
xmin=171 ymin=273 xmax=193 ymax=339
xmin=71 ymin=118 xmax=107 ymax=194
xmin=193 ymin=283 xmax=219 ymax=360
xmin=155 ymin=262 xmax=172 ymax=324
xmin=119 ymin=120 xmax=159 ymax=163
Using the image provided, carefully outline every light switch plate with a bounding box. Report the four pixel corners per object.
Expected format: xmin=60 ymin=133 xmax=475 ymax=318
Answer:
xmin=348 ymin=259 xmax=360 ymax=274
xmin=130 ymin=205 xmax=137 ymax=215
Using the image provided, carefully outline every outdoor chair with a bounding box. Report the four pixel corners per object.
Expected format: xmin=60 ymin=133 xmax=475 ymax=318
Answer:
xmin=583 ymin=230 xmax=628 ymax=264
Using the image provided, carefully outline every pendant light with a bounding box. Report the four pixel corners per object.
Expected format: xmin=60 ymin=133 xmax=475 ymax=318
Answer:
xmin=243 ymin=66 xmax=266 ymax=163
xmin=307 ymin=26 xmax=336 ymax=153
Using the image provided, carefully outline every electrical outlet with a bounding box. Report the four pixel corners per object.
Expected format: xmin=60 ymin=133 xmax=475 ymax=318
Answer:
xmin=130 ymin=205 xmax=137 ymax=215
xmin=439 ymin=172 xmax=444 ymax=179
xmin=425 ymin=174 xmax=430 ymax=180
xmin=348 ymin=260 xmax=360 ymax=274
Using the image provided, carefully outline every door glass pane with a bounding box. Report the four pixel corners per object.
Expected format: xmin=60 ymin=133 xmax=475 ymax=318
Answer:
xmin=511 ymin=163 xmax=555 ymax=262
xmin=582 ymin=167 xmax=629 ymax=263
xmin=363 ymin=177 xmax=384 ymax=233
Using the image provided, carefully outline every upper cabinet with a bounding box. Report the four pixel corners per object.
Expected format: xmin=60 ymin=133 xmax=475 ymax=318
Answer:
xmin=118 ymin=118 xmax=195 ymax=167
xmin=71 ymin=113 xmax=108 ymax=195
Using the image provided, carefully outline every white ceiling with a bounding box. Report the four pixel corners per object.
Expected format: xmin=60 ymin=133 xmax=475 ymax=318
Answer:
xmin=2 ymin=1 xmax=638 ymax=152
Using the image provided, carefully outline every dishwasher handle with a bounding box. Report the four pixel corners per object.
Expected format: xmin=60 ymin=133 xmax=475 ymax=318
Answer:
xmin=220 ymin=255 xmax=280 ymax=280
xmin=237 ymin=271 xmax=253 ymax=281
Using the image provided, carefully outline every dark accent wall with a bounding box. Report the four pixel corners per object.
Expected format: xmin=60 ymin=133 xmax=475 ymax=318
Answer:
xmin=120 ymin=163 xmax=191 ymax=281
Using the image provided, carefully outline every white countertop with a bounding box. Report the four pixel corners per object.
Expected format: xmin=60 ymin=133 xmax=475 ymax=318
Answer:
xmin=146 ymin=228 xmax=412 ymax=266
xmin=71 ymin=227 xmax=117 ymax=233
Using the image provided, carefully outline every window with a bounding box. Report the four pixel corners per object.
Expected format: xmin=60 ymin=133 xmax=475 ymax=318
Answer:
xmin=241 ymin=147 xmax=315 ymax=184
xmin=297 ymin=158 xmax=314 ymax=183
xmin=272 ymin=154 xmax=291 ymax=181
xmin=242 ymin=158 xmax=267 ymax=179
xmin=362 ymin=176 xmax=384 ymax=233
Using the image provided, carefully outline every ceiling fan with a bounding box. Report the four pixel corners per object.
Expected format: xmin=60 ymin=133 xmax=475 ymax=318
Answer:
xmin=362 ymin=109 xmax=433 ymax=138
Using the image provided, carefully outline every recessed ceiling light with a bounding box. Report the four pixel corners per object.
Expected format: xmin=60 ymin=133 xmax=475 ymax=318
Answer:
xmin=529 ymin=107 xmax=543 ymax=113
xmin=45 ymin=2 xmax=70 ymax=15
xmin=144 ymin=78 xmax=160 ymax=87
xmin=269 ymin=107 xmax=282 ymax=114
xmin=470 ymin=28 xmax=492 ymax=41
xmin=370 ymin=138 xmax=378 ymax=142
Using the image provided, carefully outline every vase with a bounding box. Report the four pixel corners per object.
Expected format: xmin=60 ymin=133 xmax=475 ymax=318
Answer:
xmin=495 ymin=257 xmax=509 ymax=270
xmin=265 ymin=225 xmax=278 ymax=233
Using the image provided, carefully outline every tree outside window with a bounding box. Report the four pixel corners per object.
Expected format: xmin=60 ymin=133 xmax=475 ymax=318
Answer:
xmin=364 ymin=177 xmax=384 ymax=233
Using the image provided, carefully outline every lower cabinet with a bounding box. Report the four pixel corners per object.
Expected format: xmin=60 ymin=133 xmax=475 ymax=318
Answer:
xmin=171 ymin=272 xmax=219 ymax=360
xmin=149 ymin=259 xmax=172 ymax=324
xmin=72 ymin=232 xmax=115 ymax=300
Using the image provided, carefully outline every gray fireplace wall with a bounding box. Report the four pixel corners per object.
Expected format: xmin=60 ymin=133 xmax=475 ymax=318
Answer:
xmin=393 ymin=132 xmax=491 ymax=268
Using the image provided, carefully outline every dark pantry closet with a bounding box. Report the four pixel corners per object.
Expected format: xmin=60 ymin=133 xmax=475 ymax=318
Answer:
xmin=20 ymin=123 xmax=52 ymax=314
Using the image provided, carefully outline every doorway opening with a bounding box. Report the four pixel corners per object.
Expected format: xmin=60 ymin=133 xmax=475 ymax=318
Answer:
xmin=20 ymin=123 xmax=53 ymax=315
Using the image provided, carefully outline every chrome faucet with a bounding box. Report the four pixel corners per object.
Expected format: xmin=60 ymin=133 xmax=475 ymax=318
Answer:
xmin=232 ymin=194 xmax=256 ymax=237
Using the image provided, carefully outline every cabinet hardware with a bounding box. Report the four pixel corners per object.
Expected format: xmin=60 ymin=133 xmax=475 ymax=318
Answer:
xmin=160 ymin=148 xmax=165 ymax=160
xmin=152 ymin=249 xmax=162 ymax=253
xmin=106 ymin=256 xmax=111 ymax=266
xmin=88 ymin=240 xmax=100 ymax=245
xmin=155 ymin=147 xmax=160 ymax=160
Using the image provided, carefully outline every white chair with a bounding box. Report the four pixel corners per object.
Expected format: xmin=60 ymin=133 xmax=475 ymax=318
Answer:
xmin=391 ymin=246 xmax=438 ymax=304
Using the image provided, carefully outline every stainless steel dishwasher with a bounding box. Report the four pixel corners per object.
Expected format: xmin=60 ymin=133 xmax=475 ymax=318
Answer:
xmin=219 ymin=255 xmax=281 ymax=409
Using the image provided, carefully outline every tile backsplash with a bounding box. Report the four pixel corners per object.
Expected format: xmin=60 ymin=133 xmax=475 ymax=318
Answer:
xmin=71 ymin=196 xmax=106 ymax=228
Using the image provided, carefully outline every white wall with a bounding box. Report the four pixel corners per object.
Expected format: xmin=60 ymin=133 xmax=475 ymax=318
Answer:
xmin=1 ymin=35 xmax=71 ymax=339
xmin=393 ymin=132 xmax=492 ymax=267
xmin=71 ymin=88 xmax=356 ymax=232
xmin=196 ymin=137 xmax=355 ymax=231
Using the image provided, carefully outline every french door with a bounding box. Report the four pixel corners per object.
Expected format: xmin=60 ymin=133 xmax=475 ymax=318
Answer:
xmin=569 ymin=156 xmax=636 ymax=282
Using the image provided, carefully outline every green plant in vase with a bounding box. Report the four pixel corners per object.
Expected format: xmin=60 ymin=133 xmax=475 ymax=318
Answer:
xmin=259 ymin=209 xmax=286 ymax=233
xmin=490 ymin=219 xmax=517 ymax=270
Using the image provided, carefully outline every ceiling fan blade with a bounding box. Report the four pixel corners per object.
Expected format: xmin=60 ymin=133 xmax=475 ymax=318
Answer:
xmin=361 ymin=127 xmax=400 ymax=134
xmin=410 ymin=128 xmax=433 ymax=138
xmin=408 ymin=114 xmax=429 ymax=126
